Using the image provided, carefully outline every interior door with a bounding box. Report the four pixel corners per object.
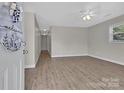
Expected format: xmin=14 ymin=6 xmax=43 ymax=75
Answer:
xmin=0 ymin=46 xmax=24 ymax=90
xmin=0 ymin=2 xmax=24 ymax=90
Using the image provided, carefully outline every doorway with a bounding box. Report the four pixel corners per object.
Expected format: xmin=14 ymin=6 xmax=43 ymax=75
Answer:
xmin=41 ymin=34 xmax=51 ymax=57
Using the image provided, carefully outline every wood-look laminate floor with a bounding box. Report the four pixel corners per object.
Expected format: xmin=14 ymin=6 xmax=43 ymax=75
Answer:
xmin=25 ymin=51 xmax=124 ymax=90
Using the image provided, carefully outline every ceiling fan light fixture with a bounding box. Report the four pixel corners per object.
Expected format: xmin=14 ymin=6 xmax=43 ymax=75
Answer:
xmin=83 ymin=16 xmax=86 ymax=20
xmin=82 ymin=15 xmax=91 ymax=21
xmin=86 ymin=15 xmax=91 ymax=20
xmin=80 ymin=9 xmax=95 ymax=21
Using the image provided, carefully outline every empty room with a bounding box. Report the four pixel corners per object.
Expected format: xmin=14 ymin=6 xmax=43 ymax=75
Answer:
xmin=0 ymin=1 xmax=124 ymax=91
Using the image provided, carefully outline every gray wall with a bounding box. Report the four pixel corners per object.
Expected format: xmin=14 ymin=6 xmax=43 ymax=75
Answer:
xmin=51 ymin=26 xmax=88 ymax=57
xmin=88 ymin=15 xmax=124 ymax=65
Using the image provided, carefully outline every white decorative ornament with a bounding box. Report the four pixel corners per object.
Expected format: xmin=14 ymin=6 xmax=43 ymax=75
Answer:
xmin=9 ymin=9 xmax=14 ymax=16
xmin=10 ymin=2 xmax=16 ymax=10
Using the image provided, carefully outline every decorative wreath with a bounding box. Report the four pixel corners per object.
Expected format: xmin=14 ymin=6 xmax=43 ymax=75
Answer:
xmin=0 ymin=25 xmax=25 ymax=52
xmin=0 ymin=2 xmax=25 ymax=52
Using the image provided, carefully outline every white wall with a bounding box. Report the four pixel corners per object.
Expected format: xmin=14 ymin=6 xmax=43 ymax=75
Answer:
xmin=88 ymin=15 xmax=124 ymax=65
xmin=24 ymin=12 xmax=35 ymax=67
xmin=51 ymin=26 xmax=88 ymax=57
xmin=35 ymin=17 xmax=42 ymax=64
xmin=47 ymin=31 xmax=51 ymax=55
xmin=24 ymin=12 xmax=41 ymax=68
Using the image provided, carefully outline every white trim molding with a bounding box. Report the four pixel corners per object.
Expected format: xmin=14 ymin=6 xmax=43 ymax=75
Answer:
xmin=52 ymin=54 xmax=88 ymax=58
xmin=24 ymin=64 xmax=36 ymax=68
xmin=89 ymin=54 xmax=124 ymax=66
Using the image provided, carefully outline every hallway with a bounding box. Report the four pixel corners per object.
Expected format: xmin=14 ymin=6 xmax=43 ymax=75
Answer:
xmin=25 ymin=51 xmax=124 ymax=90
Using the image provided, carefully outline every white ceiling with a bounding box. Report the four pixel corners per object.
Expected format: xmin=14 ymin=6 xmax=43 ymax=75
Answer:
xmin=23 ymin=2 xmax=124 ymax=28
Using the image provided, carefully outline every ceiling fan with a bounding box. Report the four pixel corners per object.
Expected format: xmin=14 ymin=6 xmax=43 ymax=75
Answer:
xmin=80 ymin=9 xmax=96 ymax=21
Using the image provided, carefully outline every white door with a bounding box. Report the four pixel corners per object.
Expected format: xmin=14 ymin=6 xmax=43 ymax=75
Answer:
xmin=0 ymin=46 xmax=24 ymax=90
xmin=0 ymin=3 xmax=24 ymax=90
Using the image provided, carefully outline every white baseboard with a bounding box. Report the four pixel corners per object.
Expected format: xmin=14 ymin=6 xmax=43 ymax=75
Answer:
xmin=25 ymin=51 xmax=42 ymax=69
xmin=89 ymin=54 xmax=124 ymax=66
xmin=52 ymin=54 xmax=88 ymax=57
xmin=24 ymin=64 xmax=36 ymax=68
